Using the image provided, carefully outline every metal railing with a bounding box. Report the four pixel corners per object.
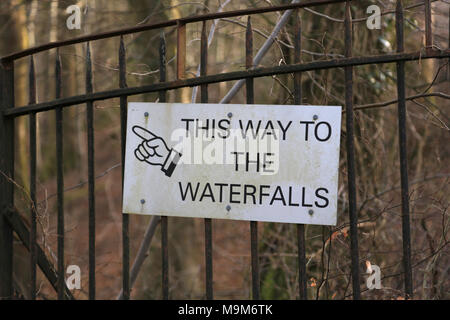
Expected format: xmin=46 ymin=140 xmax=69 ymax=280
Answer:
xmin=0 ymin=0 xmax=448 ymax=300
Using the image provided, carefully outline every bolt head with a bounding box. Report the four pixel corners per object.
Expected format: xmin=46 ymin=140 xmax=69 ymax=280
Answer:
xmin=144 ymin=112 xmax=149 ymax=117
xmin=308 ymin=209 xmax=314 ymax=215
xmin=313 ymin=114 xmax=318 ymax=121
xmin=140 ymin=199 xmax=146 ymax=204
xmin=226 ymin=205 xmax=231 ymax=211
xmin=227 ymin=112 xmax=233 ymax=118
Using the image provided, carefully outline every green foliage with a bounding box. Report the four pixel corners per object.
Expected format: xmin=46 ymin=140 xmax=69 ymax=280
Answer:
xmin=261 ymin=267 xmax=289 ymax=300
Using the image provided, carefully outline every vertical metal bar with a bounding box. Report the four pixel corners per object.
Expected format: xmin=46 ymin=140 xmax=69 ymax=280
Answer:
xmin=246 ymin=16 xmax=259 ymax=300
xmin=204 ymin=219 xmax=213 ymax=300
xmin=344 ymin=1 xmax=361 ymax=300
xmin=86 ymin=42 xmax=96 ymax=300
xmin=0 ymin=61 xmax=14 ymax=300
xmin=250 ymin=221 xmax=259 ymax=300
xmin=161 ymin=216 xmax=168 ymax=300
xmin=200 ymin=21 xmax=209 ymax=106
xmin=424 ymin=0 xmax=432 ymax=54
xmin=201 ymin=20 xmax=213 ymax=301
xmin=28 ymin=55 xmax=37 ymax=300
xmin=55 ymin=49 xmax=65 ymax=300
xmin=159 ymin=31 xmax=169 ymax=300
xmin=0 ymin=60 xmax=14 ymax=300
xmin=177 ymin=22 xmax=186 ymax=80
xmin=293 ymin=9 xmax=307 ymax=301
xmin=246 ymin=17 xmax=254 ymax=104
xmin=159 ymin=31 xmax=167 ymax=103
xmin=119 ymin=36 xmax=130 ymax=300
xmin=395 ymin=0 xmax=413 ymax=299
xmin=293 ymin=10 xmax=302 ymax=106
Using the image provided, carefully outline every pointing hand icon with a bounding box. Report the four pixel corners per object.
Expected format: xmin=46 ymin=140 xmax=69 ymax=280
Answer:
xmin=133 ymin=126 xmax=170 ymax=166
xmin=132 ymin=125 xmax=181 ymax=177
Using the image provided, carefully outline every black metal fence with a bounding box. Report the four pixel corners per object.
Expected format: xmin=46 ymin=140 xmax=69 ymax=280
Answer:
xmin=0 ymin=0 xmax=448 ymax=300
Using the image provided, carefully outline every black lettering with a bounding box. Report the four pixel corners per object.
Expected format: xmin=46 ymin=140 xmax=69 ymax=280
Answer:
xmin=214 ymin=183 xmax=228 ymax=202
xmin=181 ymin=118 xmax=194 ymax=137
xmin=300 ymin=121 xmax=314 ymax=141
xmin=195 ymin=119 xmax=213 ymax=138
xmin=288 ymin=186 xmax=299 ymax=207
xmin=244 ymin=185 xmax=257 ymax=204
xmin=314 ymin=121 xmax=332 ymax=142
xmin=270 ymin=186 xmax=286 ymax=206
xmin=178 ymin=182 xmax=200 ymax=201
xmin=199 ymin=183 xmax=215 ymax=202
xmin=261 ymin=121 xmax=277 ymax=140
xmin=315 ymin=188 xmax=329 ymax=208
xmin=246 ymin=152 xmax=260 ymax=172
xmin=277 ymin=120 xmax=292 ymax=140
xmin=259 ymin=185 xmax=271 ymax=205
xmin=218 ymin=119 xmax=231 ymax=138
xmin=239 ymin=120 xmax=261 ymax=139
xmin=301 ymin=187 xmax=313 ymax=207
xmin=262 ymin=153 xmax=274 ymax=173
xmin=231 ymin=151 xmax=244 ymax=171
xmin=230 ymin=184 xmax=241 ymax=204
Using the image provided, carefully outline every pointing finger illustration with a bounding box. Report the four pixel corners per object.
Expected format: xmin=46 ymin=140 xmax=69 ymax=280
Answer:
xmin=138 ymin=144 xmax=150 ymax=158
xmin=132 ymin=124 xmax=182 ymax=177
xmin=135 ymin=149 xmax=145 ymax=161
xmin=132 ymin=125 xmax=157 ymax=141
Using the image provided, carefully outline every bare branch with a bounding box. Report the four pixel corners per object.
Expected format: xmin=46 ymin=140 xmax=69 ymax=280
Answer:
xmin=220 ymin=0 xmax=301 ymax=104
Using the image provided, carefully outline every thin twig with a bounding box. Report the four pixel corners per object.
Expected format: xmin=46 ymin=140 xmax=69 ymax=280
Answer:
xmin=353 ymin=92 xmax=450 ymax=112
xmin=220 ymin=0 xmax=301 ymax=104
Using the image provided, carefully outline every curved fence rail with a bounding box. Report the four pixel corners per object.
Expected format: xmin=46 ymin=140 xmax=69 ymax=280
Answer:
xmin=0 ymin=0 xmax=448 ymax=300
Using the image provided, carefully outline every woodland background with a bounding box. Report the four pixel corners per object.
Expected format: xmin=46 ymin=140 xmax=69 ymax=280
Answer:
xmin=0 ymin=0 xmax=448 ymax=299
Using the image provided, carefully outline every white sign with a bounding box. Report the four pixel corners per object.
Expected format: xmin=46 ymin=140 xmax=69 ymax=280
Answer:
xmin=123 ymin=103 xmax=341 ymax=226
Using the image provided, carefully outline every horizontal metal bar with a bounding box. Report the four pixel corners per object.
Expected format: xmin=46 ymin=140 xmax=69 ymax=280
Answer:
xmin=4 ymin=49 xmax=449 ymax=118
xmin=1 ymin=0 xmax=348 ymax=63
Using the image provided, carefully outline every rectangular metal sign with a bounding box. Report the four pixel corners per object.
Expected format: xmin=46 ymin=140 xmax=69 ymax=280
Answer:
xmin=123 ymin=103 xmax=342 ymax=225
